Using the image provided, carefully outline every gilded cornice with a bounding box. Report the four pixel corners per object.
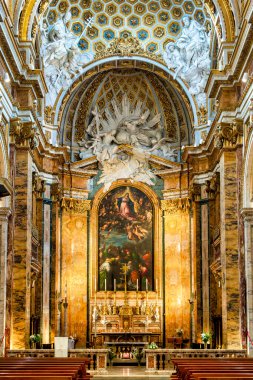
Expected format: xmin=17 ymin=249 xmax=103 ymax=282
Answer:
xmin=161 ymin=198 xmax=190 ymax=214
xmin=61 ymin=198 xmax=91 ymax=214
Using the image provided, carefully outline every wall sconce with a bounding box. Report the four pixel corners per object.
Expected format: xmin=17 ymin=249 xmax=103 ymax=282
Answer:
xmin=4 ymin=72 xmax=10 ymax=83
xmin=242 ymin=72 xmax=249 ymax=83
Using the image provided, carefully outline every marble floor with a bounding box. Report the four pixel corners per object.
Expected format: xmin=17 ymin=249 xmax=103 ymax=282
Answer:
xmin=93 ymin=366 xmax=172 ymax=379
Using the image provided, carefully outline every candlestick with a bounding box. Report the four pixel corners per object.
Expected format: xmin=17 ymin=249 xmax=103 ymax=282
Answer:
xmin=136 ymin=279 xmax=138 ymax=292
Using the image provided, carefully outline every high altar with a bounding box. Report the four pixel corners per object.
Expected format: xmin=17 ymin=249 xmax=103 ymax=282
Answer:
xmin=91 ymin=263 xmax=161 ymax=350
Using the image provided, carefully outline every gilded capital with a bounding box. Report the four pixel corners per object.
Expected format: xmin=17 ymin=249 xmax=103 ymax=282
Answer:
xmin=10 ymin=118 xmax=37 ymax=149
xmin=61 ymin=198 xmax=91 ymax=213
xmin=161 ymin=198 xmax=190 ymax=214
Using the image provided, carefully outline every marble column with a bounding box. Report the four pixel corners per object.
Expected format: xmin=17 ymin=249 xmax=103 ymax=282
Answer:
xmin=220 ymin=151 xmax=241 ymax=348
xmin=11 ymin=147 xmax=33 ymax=349
xmin=0 ymin=207 xmax=11 ymax=355
xmin=241 ymin=208 xmax=253 ymax=356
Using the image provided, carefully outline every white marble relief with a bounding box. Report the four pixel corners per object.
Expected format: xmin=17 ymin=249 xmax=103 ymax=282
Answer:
xmin=79 ymin=95 xmax=177 ymax=191
xmin=41 ymin=12 xmax=94 ymax=105
xmin=164 ymin=15 xmax=211 ymax=106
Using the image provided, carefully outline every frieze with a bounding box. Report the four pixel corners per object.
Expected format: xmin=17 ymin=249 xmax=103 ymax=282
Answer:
xmin=61 ymin=198 xmax=91 ymax=213
xmin=161 ymin=198 xmax=190 ymax=214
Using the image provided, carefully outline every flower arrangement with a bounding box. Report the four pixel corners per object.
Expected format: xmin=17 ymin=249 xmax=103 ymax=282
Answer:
xmin=148 ymin=342 xmax=158 ymax=349
xmin=176 ymin=328 xmax=184 ymax=337
xmin=29 ymin=334 xmax=41 ymax=343
xmin=132 ymin=347 xmax=143 ymax=365
xmin=201 ymin=332 xmax=211 ymax=343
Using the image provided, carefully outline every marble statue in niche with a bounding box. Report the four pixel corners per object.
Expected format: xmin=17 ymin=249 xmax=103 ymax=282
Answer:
xmin=78 ymin=95 xmax=177 ymax=190
xmin=40 ymin=12 xmax=94 ymax=105
xmin=164 ymin=15 xmax=211 ymax=106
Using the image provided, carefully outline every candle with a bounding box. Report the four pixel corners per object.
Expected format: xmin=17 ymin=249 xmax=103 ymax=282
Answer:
xmin=114 ymin=279 xmax=116 ymax=292
xmin=136 ymin=279 xmax=138 ymax=292
xmin=105 ymin=278 xmax=107 ymax=291
xmin=156 ymin=279 xmax=158 ymax=292
xmin=95 ymin=278 xmax=97 ymax=293
xmin=146 ymin=278 xmax=148 ymax=291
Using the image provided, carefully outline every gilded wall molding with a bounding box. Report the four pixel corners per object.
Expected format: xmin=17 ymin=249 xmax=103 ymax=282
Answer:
xmin=61 ymin=198 xmax=91 ymax=213
xmin=161 ymin=198 xmax=190 ymax=214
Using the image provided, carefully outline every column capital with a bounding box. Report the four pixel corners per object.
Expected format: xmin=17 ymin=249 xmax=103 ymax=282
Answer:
xmin=10 ymin=118 xmax=38 ymax=150
xmin=0 ymin=207 xmax=11 ymax=221
xmin=241 ymin=208 xmax=253 ymax=222
xmin=214 ymin=120 xmax=243 ymax=149
xmin=161 ymin=198 xmax=190 ymax=214
xmin=61 ymin=198 xmax=91 ymax=213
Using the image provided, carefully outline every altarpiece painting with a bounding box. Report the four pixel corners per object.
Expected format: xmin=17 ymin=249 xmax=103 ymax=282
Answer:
xmin=98 ymin=186 xmax=153 ymax=291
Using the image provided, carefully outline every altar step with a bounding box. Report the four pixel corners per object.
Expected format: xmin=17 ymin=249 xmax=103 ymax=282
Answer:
xmin=93 ymin=366 xmax=173 ymax=379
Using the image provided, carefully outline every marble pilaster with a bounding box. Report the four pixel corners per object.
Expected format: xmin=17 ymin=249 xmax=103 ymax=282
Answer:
xmin=61 ymin=198 xmax=90 ymax=346
xmin=201 ymin=202 xmax=210 ymax=333
xmin=220 ymin=151 xmax=241 ymax=348
xmin=241 ymin=208 xmax=253 ymax=356
xmin=0 ymin=207 xmax=11 ymax=355
xmin=162 ymin=199 xmax=191 ymax=340
xmin=11 ymin=147 xmax=33 ymax=349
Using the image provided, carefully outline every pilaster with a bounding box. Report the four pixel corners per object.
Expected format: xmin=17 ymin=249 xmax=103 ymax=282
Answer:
xmin=10 ymin=118 xmax=35 ymax=349
xmin=161 ymin=198 xmax=191 ymax=342
xmin=220 ymin=150 xmax=241 ymax=348
xmin=241 ymin=208 xmax=253 ymax=356
xmin=60 ymin=197 xmax=91 ymax=347
xmin=0 ymin=207 xmax=11 ymax=355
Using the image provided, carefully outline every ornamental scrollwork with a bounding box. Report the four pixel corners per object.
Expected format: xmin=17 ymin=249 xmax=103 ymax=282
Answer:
xmin=214 ymin=120 xmax=243 ymax=149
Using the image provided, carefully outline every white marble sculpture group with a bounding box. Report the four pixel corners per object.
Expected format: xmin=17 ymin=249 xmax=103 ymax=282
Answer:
xmin=79 ymin=95 xmax=177 ymax=190
xmin=163 ymin=15 xmax=211 ymax=105
xmin=41 ymin=12 xmax=94 ymax=105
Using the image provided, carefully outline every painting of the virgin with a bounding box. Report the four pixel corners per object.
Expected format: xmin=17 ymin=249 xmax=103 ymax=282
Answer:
xmin=98 ymin=186 xmax=153 ymax=291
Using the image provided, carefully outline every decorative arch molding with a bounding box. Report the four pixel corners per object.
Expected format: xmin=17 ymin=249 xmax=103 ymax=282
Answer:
xmin=89 ymin=180 xmax=162 ymax=297
xmin=54 ymin=56 xmax=198 ymax=138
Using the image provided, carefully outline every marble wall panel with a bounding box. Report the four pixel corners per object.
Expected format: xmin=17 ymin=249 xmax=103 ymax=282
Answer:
xmin=61 ymin=209 xmax=88 ymax=347
xmin=220 ymin=151 xmax=241 ymax=348
xmin=201 ymin=203 xmax=210 ymax=332
xmin=164 ymin=209 xmax=191 ymax=340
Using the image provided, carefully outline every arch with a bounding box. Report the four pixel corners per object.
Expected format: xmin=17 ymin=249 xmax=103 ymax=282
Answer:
xmin=89 ymin=180 xmax=162 ymax=297
xmin=55 ymin=55 xmax=198 ymax=137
